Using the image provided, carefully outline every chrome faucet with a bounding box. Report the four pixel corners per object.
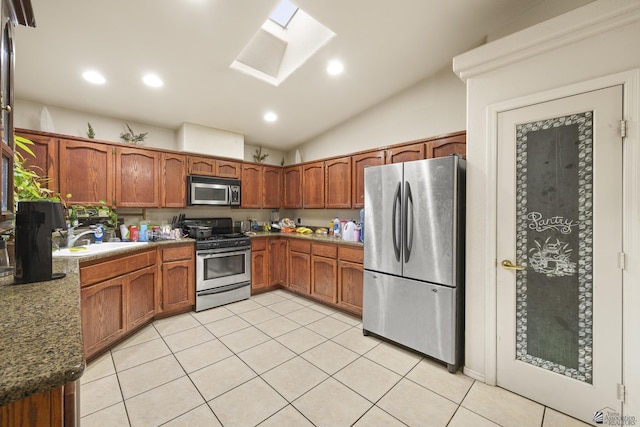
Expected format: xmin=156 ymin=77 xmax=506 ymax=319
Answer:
xmin=67 ymin=226 xmax=97 ymax=248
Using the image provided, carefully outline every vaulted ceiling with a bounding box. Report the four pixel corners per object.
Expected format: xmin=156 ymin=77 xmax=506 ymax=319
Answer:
xmin=14 ymin=0 xmax=590 ymax=150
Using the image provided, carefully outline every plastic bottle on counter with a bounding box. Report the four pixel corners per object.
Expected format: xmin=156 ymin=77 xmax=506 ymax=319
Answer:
xmin=130 ymin=225 xmax=139 ymax=242
xmin=333 ymin=216 xmax=341 ymax=238
xmin=328 ymin=219 xmax=334 ymax=236
xmin=94 ymin=225 xmax=104 ymax=244
xmin=69 ymin=206 xmax=78 ymax=228
xmin=139 ymin=223 xmax=148 ymax=242
xmin=119 ymin=224 xmax=130 ymax=241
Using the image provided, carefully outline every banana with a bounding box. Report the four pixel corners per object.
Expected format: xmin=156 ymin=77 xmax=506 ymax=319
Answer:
xmin=296 ymin=227 xmax=312 ymax=234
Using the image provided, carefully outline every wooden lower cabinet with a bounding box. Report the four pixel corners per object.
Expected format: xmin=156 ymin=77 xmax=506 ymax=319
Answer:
xmin=0 ymin=385 xmax=63 ymax=427
xmin=251 ymin=238 xmax=268 ymax=291
xmin=337 ymin=246 xmax=364 ymax=316
xmin=159 ymin=244 xmax=195 ymax=316
xmin=337 ymin=261 xmax=363 ymax=315
xmin=127 ymin=265 xmax=157 ymax=330
xmin=288 ymin=240 xmax=311 ymax=294
xmin=268 ymin=238 xmax=288 ymax=286
xmin=310 ymin=243 xmax=338 ymax=304
xmin=80 ymin=249 xmax=156 ymax=360
xmin=81 ymin=276 xmax=127 ymax=358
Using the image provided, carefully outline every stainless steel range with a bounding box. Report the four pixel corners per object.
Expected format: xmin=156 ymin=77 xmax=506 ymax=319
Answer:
xmin=183 ymin=217 xmax=251 ymax=312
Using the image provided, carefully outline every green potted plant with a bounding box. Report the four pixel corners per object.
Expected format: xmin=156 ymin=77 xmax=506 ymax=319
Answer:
xmin=13 ymin=135 xmax=57 ymax=205
xmin=120 ymin=123 xmax=148 ymax=144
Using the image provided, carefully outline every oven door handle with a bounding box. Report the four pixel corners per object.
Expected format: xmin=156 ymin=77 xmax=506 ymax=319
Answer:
xmin=197 ymin=281 xmax=250 ymax=296
xmin=197 ymin=249 xmax=249 ymax=259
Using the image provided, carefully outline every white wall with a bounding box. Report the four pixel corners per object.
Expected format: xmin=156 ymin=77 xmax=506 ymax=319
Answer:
xmin=453 ymin=0 xmax=640 ymax=413
xmin=14 ymin=99 xmax=178 ymax=151
xmin=291 ymin=65 xmax=466 ymax=163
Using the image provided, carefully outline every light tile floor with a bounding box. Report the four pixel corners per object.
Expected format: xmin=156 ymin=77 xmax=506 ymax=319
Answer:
xmin=80 ymin=289 xmax=591 ymax=427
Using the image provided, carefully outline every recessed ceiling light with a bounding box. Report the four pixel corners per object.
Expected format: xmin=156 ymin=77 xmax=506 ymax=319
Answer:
xmin=143 ymin=73 xmax=163 ymax=88
xmin=327 ymin=60 xmax=344 ymax=76
xmin=264 ymin=112 xmax=278 ymax=122
xmin=82 ymin=70 xmax=106 ymax=85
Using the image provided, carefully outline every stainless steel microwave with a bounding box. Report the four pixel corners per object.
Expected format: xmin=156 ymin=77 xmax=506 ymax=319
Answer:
xmin=188 ymin=175 xmax=241 ymax=206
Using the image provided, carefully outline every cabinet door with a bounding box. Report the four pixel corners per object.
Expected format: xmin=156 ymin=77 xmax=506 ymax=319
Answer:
xmin=311 ymin=255 xmax=337 ymax=304
xmin=241 ymin=163 xmax=262 ymax=208
xmin=385 ymin=142 xmax=425 ymax=164
xmin=188 ymin=156 xmax=216 ymax=176
xmin=303 ymin=161 xmax=324 ymax=208
xmin=15 ymin=129 xmax=58 ymax=193
xmin=59 ymin=140 xmax=114 ymax=206
xmin=283 ymin=165 xmax=302 ymax=209
xmin=426 ymin=133 xmax=466 ymax=159
xmin=0 ymin=386 xmax=64 ymax=427
xmin=251 ymin=250 xmax=268 ymax=290
xmin=115 ymin=147 xmax=160 ymax=208
xmin=81 ymin=276 xmax=126 ymax=358
xmin=216 ymin=160 xmax=241 ymax=179
xmin=289 ymin=251 xmax=310 ymax=294
xmin=262 ymin=166 xmax=282 ymax=209
xmin=338 ymin=260 xmax=364 ymax=316
xmin=269 ymin=238 xmax=288 ymax=286
xmin=325 ymin=157 xmax=352 ymax=209
xmin=162 ymin=153 xmax=187 ymax=208
xmin=127 ymin=265 xmax=156 ymax=330
xmin=352 ymin=150 xmax=384 ymax=208
xmin=161 ymin=258 xmax=194 ymax=314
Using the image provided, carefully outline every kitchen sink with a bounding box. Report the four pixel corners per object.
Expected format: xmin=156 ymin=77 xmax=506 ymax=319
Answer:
xmin=52 ymin=241 xmax=149 ymax=257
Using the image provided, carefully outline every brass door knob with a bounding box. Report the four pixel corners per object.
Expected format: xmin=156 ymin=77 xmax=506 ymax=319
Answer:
xmin=501 ymin=259 xmax=524 ymax=270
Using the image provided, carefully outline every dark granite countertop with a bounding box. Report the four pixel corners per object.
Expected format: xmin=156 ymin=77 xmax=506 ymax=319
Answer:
xmin=0 ymin=258 xmax=84 ymax=406
xmin=248 ymin=231 xmax=363 ymax=247
xmin=0 ymin=238 xmax=195 ymax=407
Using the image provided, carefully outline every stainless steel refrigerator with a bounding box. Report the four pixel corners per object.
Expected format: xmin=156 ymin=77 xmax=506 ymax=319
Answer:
xmin=363 ymin=156 xmax=465 ymax=372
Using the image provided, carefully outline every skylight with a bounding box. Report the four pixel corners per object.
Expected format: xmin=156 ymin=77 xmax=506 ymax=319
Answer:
xmin=231 ymin=1 xmax=335 ymax=86
xmin=269 ymin=0 xmax=298 ymax=29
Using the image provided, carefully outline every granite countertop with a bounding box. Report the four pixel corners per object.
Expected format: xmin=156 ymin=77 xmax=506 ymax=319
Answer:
xmin=0 ymin=238 xmax=195 ymax=407
xmin=248 ymin=231 xmax=364 ymax=247
xmin=51 ymin=238 xmax=195 ymax=262
xmin=0 ymin=258 xmax=84 ymax=407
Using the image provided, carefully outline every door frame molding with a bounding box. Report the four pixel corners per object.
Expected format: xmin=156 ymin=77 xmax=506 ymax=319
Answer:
xmin=484 ymin=69 xmax=639 ymax=412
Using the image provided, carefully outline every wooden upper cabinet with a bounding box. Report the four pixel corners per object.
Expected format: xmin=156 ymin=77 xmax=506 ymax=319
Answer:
xmin=15 ymin=129 xmax=58 ymax=193
xmin=262 ymin=166 xmax=282 ymax=209
xmin=188 ymin=156 xmax=241 ymax=179
xmin=303 ymin=161 xmax=324 ymax=208
xmin=188 ymin=156 xmax=215 ymax=176
xmin=351 ymin=150 xmax=385 ymax=209
xmin=59 ymin=139 xmax=114 ymax=206
xmin=385 ymin=142 xmax=425 ymax=164
xmin=115 ymin=147 xmax=160 ymax=208
xmin=161 ymin=153 xmax=187 ymax=208
xmin=216 ymin=160 xmax=241 ymax=179
xmin=283 ymin=165 xmax=303 ymax=209
xmin=426 ymin=133 xmax=466 ymax=159
xmin=241 ymin=163 xmax=262 ymax=208
xmin=325 ymin=157 xmax=352 ymax=209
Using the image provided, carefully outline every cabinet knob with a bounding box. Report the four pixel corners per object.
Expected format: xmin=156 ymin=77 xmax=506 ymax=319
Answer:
xmin=1 ymin=105 xmax=11 ymax=114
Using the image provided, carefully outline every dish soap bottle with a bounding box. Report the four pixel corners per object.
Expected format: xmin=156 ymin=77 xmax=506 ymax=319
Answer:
xmin=333 ymin=216 xmax=341 ymax=238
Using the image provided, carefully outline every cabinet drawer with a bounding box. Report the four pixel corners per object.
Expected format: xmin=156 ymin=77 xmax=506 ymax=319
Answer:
xmin=80 ymin=250 xmax=156 ymax=286
xmin=338 ymin=246 xmax=363 ymax=263
xmin=290 ymin=239 xmax=311 ymax=254
xmin=162 ymin=244 xmax=194 ymax=262
xmin=312 ymin=243 xmax=337 ymax=258
xmin=252 ymin=238 xmax=267 ymax=251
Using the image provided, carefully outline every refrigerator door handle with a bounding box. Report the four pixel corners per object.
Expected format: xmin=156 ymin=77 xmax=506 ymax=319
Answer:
xmin=404 ymin=181 xmax=414 ymax=262
xmin=392 ymin=182 xmax=401 ymax=262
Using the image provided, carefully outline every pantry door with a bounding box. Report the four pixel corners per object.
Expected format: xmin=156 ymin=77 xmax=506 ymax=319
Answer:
xmin=496 ymin=85 xmax=623 ymax=423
